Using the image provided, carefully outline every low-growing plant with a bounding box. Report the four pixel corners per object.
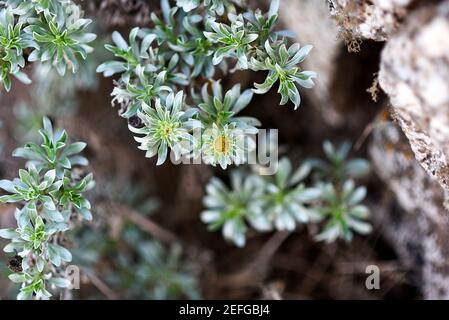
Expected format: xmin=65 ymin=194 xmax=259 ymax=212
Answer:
xmin=73 ymin=178 xmax=200 ymax=299
xmin=201 ymin=170 xmax=268 ymax=247
xmin=97 ymin=0 xmax=316 ymax=168
xmin=314 ymin=180 xmax=371 ymax=243
xmin=308 ymin=141 xmax=372 ymax=242
xmin=0 ymin=0 xmax=379 ymax=302
xmin=0 ymin=0 xmax=96 ymax=91
xmin=201 ymin=141 xmax=371 ymax=247
xmin=75 ymin=225 xmax=200 ymax=299
xmin=12 ymin=40 xmax=102 ymax=142
xmin=307 ymin=140 xmax=371 ymax=183
xmin=0 ymin=117 xmax=94 ymax=299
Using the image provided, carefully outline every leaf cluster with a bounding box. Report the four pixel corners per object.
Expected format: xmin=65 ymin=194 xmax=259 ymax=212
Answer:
xmin=0 ymin=117 xmax=94 ymax=299
xmin=201 ymin=141 xmax=371 ymax=247
xmin=97 ymin=0 xmax=316 ymax=168
xmin=0 ymin=0 xmax=96 ymax=91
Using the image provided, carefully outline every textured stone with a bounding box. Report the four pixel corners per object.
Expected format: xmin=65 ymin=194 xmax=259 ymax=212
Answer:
xmin=328 ymin=0 xmax=411 ymax=41
xmin=369 ymin=119 xmax=449 ymax=299
xmin=379 ymin=0 xmax=449 ymax=192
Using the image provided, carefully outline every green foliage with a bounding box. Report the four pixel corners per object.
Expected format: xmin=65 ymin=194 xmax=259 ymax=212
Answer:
xmin=0 ymin=0 xmax=96 ymax=92
xmin=308 ymin=140 xmax=371 ymax=182
xmin=0 ymin=117 xmax=94 ymax=299
xmin=176 ymin=0 xmax=240 ymax=15
xmin=97 ymin=0 xmax=315 ymax=168
xmin=314 ymin=180 xmax=371 ymax=243
xmin=251 ymin=41 xmax=316 ymax=108
xmin=0 ymin=7 xmax=34 ymax=91
xmin=128 ymin=91 xmax=198 ymax=165
xmin=73 ymin=179 xmax=200 ymax=300
xmin=114 ymin=239 xmax=200 ymax=299
xmin=193 ymin=81 xmax=258 ymax=129
xmin=201 ymin=171 xmax=268 ymax=247
xmin=204 ymin=14 xmax=259 ymax=69
xmin=76 ymin=226 xmax=200 ymax=299
xmin=308 ymin=141 xmax=372 ymax=242
xmin=12 ymin=117 xmax=89 ymax=177
xmin=12 ymin=40 xmax=102 ymax=142
xmin=202 ymin=141 xmax=371 ymax=247
xmin=261 ymin=158 xmax=322 ymax=231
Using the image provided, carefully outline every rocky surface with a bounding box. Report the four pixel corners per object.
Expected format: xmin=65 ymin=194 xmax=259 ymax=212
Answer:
xmin=325 ymin=0 xmax=449 ymax=191
xmin=328 ymin=0 xmax=412 ymax=42
xmin=369 ymin=119 xmax=449 ymax=299
xmin=324 ymin=0 xmax=449 ymax=298
xmin=379 ymin=0 xmax=449 ymax=192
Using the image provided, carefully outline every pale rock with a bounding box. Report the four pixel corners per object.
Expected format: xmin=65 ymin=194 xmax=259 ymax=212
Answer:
xmin=379 ymin=0 xmax=449 ymax=191
xmin=328 ymin=0 xmax=411 ymax=41
xmin=369 ymin=120 xmax=449 ymax=299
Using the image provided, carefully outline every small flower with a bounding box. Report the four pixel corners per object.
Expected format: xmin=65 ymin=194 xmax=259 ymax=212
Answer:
xmin=201 ymin=123 xmax=255 ymax=169
xmin=192 ymin=81 xmax=258 ymax=169
xmin=315 ymin=180 xmax=371 ymax=243
xmin=129 ymin=91 xmax=199 ymax=165
xmin=201 ymin=171 xmax=269 ymax=247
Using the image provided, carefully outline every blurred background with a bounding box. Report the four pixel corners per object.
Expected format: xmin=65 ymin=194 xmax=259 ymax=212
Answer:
xmin=2 ymin=0 xmax=449 ymax=299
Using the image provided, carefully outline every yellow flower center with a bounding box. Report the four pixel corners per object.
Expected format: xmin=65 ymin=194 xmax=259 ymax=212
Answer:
xmin=158 ymin=120 xmax=179 ymax=141
xmin=213 ymin=134 xmax=231 ymax=154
